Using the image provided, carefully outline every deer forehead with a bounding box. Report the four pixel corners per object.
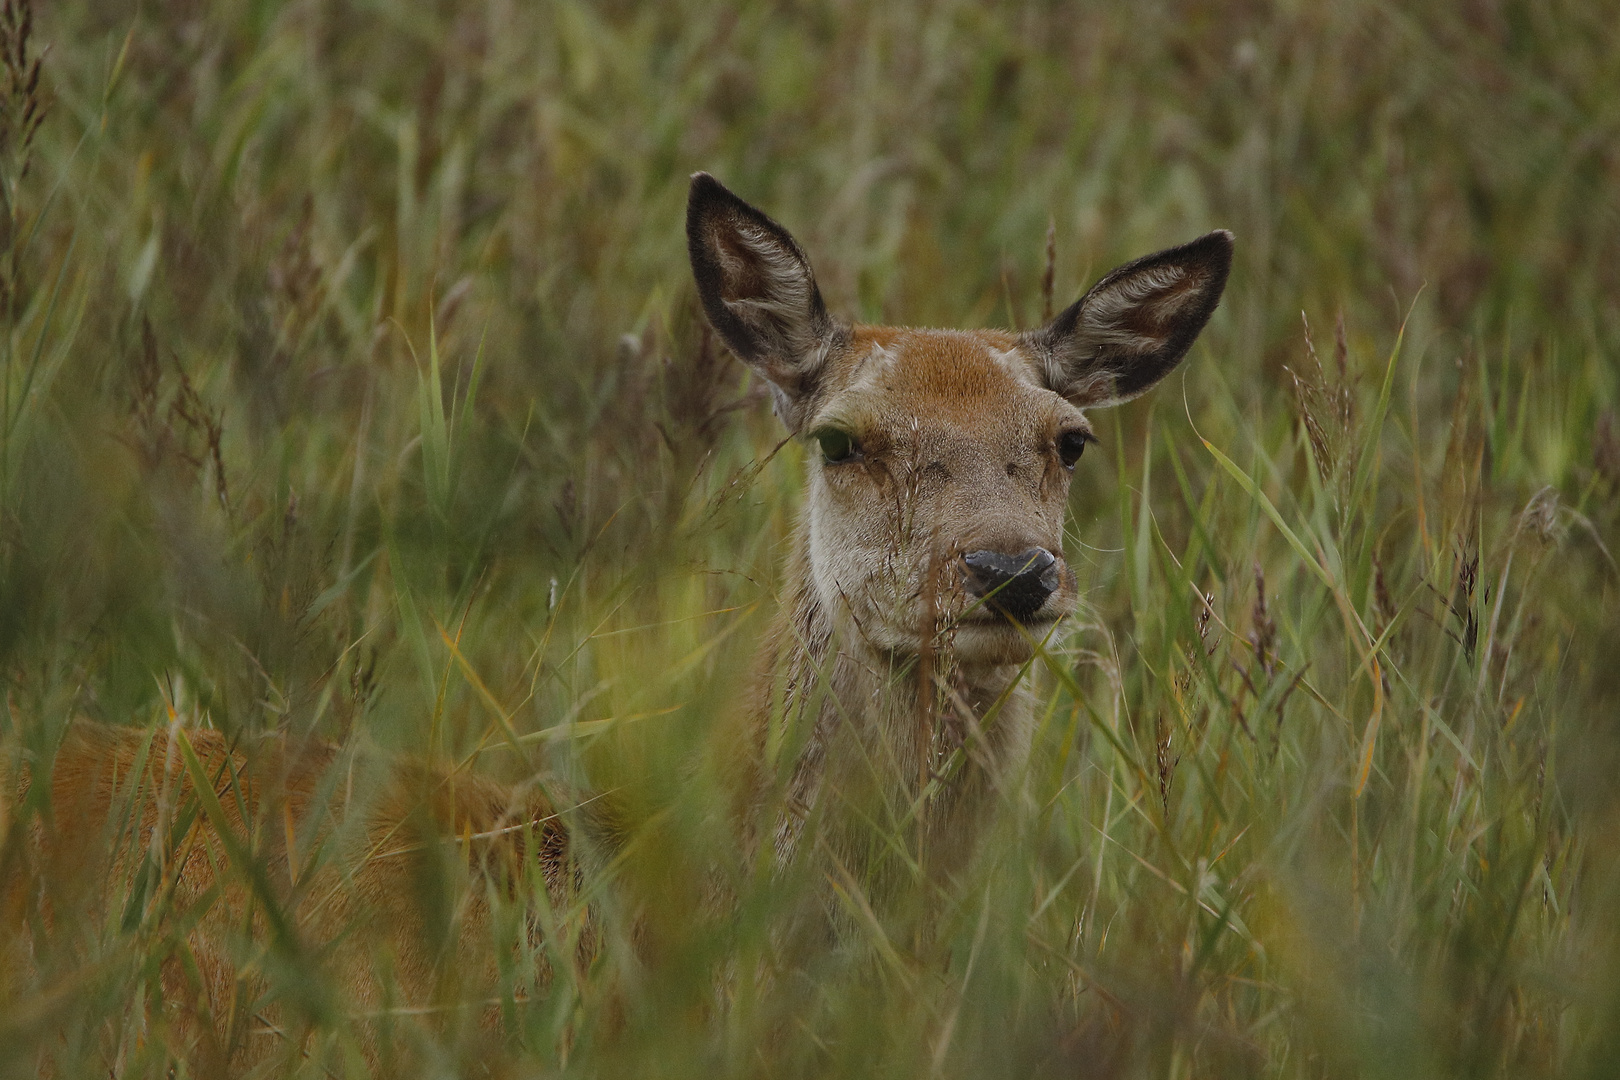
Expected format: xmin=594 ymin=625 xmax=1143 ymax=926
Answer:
xmin=811 ymin=327 xmax=1089 ymax=446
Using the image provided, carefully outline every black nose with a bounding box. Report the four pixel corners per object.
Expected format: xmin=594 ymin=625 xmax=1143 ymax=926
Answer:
xmin=962 ymin=548 xmax=1060 ymax=622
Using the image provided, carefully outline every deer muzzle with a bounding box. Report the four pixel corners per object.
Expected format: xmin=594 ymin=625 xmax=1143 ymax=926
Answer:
xmin=962 ymin=547 xmax=1060 ymax=622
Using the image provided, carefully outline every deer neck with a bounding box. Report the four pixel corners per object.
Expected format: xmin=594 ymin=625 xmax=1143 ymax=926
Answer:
xmin=755 ymin=518 xmax=1035 ymax=860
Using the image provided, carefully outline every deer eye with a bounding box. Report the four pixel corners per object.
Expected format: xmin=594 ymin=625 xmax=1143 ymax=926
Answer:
xmin=1057 ymin=430 xmax=1089 ymax=469
xmin=813 ymin=427 xmax=860 ymax=465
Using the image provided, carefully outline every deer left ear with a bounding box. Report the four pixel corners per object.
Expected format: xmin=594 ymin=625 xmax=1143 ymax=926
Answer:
xmin=1024 ymin=230 xmax=1233 ymax=408
xmin=687 ymin=172 xmax=838 ymax=432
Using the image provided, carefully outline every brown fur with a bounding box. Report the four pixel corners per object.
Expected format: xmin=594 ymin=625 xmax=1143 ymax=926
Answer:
xmin=5 ymin=721 xmax=571 ymax=1071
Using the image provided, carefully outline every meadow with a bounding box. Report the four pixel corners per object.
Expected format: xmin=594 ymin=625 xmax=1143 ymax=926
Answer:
xmin=2 ymin=0 xmax=1619 ymax=1076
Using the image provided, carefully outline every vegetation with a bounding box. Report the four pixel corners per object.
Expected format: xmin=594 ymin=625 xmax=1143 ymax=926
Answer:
xmin=3 ymin=0 xmax=1619 ymax=1075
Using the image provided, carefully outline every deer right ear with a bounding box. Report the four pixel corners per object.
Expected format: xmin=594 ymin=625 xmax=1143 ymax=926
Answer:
xmin=1025 ymin=230 xmax=1234 ymax=410
xmin=687 ymin=173 xmax=836 ymax=430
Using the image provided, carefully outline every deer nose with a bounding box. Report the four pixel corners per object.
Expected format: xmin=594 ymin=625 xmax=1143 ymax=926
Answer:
xmin=962 ymin=548 xmax=1060 ymax=622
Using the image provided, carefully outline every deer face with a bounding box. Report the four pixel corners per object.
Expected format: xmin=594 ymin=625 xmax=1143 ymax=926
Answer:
xmin=796 ymin=325 xmax=1085 ymax=664
xmin=687 ymin=173 xmax=1232 ymax=667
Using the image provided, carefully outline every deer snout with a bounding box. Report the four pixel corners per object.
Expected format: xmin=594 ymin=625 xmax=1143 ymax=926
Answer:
xmin=963 ymin=547 xmax=1060 ymax=622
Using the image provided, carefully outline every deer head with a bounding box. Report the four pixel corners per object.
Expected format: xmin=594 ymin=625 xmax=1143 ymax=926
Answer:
xmin=687 ymin=173 xmax=1232 ymax=671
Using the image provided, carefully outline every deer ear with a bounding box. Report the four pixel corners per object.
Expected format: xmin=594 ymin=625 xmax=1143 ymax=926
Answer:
xmin=687 ymin=173 xmax=837 ymax=429
xmin=1025 ymin=231 xmax=1233 ymax=408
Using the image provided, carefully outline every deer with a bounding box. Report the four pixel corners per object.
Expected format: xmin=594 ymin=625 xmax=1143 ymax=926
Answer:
xmin=1 ymin=173 xmax=1231 ymax=1072
xmin=685 ymin=173 xmax=1232 ymax=887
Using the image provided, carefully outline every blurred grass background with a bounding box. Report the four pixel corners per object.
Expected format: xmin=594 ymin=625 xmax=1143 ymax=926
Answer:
xmin=2 ymin=0 xmax=1619 ymax=1075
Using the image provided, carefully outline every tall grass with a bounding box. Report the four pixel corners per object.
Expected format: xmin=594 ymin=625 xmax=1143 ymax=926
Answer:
xmin=2 ymin=0 xmax=1618 ymax=1075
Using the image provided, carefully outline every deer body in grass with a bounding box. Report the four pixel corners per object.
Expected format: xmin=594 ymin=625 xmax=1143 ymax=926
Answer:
xmin=4 ymin=721 xmax=573 ymax=1072
xmin=3 ymin=174 xmax=1230 ymax=1069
